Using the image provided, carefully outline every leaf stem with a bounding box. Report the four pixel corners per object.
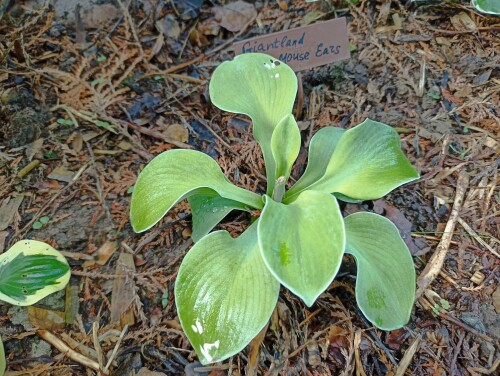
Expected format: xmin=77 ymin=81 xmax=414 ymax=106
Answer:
xmin=272 ymin=176 xmax=286 ymax=203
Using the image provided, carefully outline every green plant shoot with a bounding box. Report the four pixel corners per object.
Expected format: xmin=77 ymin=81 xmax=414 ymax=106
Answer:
xmin=130 ymin=53 xmax=419 ymax=364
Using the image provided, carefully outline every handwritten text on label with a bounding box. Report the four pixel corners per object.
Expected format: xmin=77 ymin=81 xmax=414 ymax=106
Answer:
xmin=233 ymin=18 xmax=350 ymax=71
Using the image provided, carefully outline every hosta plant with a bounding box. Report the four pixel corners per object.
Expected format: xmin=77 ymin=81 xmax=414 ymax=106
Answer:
xmin=0 ymin=240 xmax=71 ymax=374
xmin=130 ymin=53 xmax=419 ymax=364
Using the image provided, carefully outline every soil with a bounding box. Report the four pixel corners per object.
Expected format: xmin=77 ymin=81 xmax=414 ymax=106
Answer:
xmin=0 ymin=0 xmax=498 ymax=375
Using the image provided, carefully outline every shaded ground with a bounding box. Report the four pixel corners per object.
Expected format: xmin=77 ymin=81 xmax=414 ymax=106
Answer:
xmin=0 ymin=0 xmax=499 ymax=375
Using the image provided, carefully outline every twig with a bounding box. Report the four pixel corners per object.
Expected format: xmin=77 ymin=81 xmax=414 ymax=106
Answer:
xmin=416 ymin=173 xmax=469 ymax=299
xmin=37 ymin=330 xmax=101 ymax=372
xmin=450 ymin=331 xmax=465 ymax=375
xmin=104 ymin=324 xmax=129 ymax=372
xmin=17 ymin=160 xmax=40 ymax=178
xmin=395 ymin=335 xmax=421 ymax=376
xmin=457 ymin=217 xmax=500 ymax=258
xmin=419 ymin=298 xmax=496 ymax=344
xmin=354 ymin=330 xmax=367 ymax=376
xmin=92 ymin=321 xmax=105 ymax=372
xmin=86 ymin=141 xmax=114 ymax=229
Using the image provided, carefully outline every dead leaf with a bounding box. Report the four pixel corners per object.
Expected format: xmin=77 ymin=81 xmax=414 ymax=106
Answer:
xmin=82 ymin=4 xmax=120 ymax=29
xmin=214 ymin=0 xmax=257 ymax=32
xmin=307 ymin=340 xmax=321 ymax=367
xmin=28 ymin=306 xmax=66 ymax=330
xmin=454 ymin=85 xmax=472 ymax=98
xmin=0 ymin=231 xmax=8 ymax=253
xmin=82 ymin=131 xmax=100 ymax=142
xmin=373 ymin=199 xmax=429 ymax=256
xmin=450 ymin=12 xmax=477 ymax=32
xmin=246 ymin=323 xmax=268 ymax=376
xmin=385 ymin=329 xmax=409 ymax=350
xmin=156 ymin=14 xmax=181 ymax=40
xmin=111 ymin=252 xmax=136 ymax=328
xmin=162 ymin=124 xmax=189 ymax=143
xmin=69 ymin=132 xmax=83 ymax=153
xmin=83 ymin=241 xmax=118 ymax=267
xmin=25 ymin=138 xmax=44 ymax=160
xmin=48 ymin=167 xmax=75 ymax=183
xmin=117 ymin=141 xmax=133 ymax=151
xmin=493 ymin=287 xmax=500 ymax=313
xmin=136 ymin=368 xmax=167 ymax=376
xmin=472 ymin=69 xmax=492 ymax=86
xmin=301 ymin=11 xmax=324 ymax=26
xmin=0 ymin=194 xmax=24 ymax=231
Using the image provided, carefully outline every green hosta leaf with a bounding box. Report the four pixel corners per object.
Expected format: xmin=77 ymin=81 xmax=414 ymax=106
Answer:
xmin=175 ymin=222 xmax=279 ymax=365
xmin=0 ymin=336 xmax=5 ymax=376
xmin=271 ymin=114 xmax=301 ymax=185
xmin=0 ymin=240 xmax=70 ymax=306
xmin=209 ymin=53 xmax=297 ymax=194
xmin=286 ymin=126 xmax=345 ymax=199
xmin=472 ymin=0 xmax=500 ymax=15
xmin=130 ymin=150 xmax=263 ymax=232
xmin=287 ymin=119 xmax=419 ymax=202
xmin=258 ymin=191 xmax=345 ymax=306
xmin=189 ymin=192 xmax=250 ymax=242
xmin=344 ymin=212 xmax=415 ymax=330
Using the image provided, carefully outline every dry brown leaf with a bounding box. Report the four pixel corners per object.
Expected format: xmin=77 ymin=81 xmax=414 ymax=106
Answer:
xmin=110 ymin=252 xmax=136 ymax=328
xmin=0 ymin=194 xmax=24 ymax=231
xmin=0 ymin=231 xmax=8 ymax=253
xmin=136 ymin=368 xmax=167 ymax=376
xmin=47 ymin=167 xmax=75 ymax=183
xmin=493 ymin=287 xmax=500 ymax=313
xmin=156 ymin=15 xmax=181 ymax=39
xmin=69 ymin=132 xmax=83 ymax=153
xmin=450 ymin=12 xmax=477 ymax=32
xmin=25 ymin=138 xmax=44 ymax=160
xmin=83 ymin=241 xmax=118 ymax=267
xmin=162 ymin=124 xmax=189 ymax=143
xmin=214 ymin=0 xmax=257 ymax=32
xmin=246 ymin=323 xmax=268 ymax=376
xmin=28 ymin=306 xmax=66 ymax=330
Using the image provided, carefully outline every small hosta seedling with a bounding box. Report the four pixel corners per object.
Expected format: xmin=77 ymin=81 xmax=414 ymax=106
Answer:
xmin=0 ymin=240 xmax=71 ymax=374
xmin=32 ymin=215 xmax=50 ymax=230
xmin=130 ymin=53 xmax=419 ymax=364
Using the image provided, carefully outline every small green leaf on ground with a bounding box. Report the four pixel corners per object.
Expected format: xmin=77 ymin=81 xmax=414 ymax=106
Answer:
xmin=161 ymin=290 xmax=169 ymax=308
xmin=43 ymin=150 xmax=58 ymax=159
xmin=427 ymin=91 xmax=441 ymax=100
xmin=32 ymin=216 xmax=50 ymax=230
xmin=57 ymin=118 xmax=74 ymax=126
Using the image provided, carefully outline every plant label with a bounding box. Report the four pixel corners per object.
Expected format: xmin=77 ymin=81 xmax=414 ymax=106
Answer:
xmin=232 ymin=18 xmax=350 ymax=72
